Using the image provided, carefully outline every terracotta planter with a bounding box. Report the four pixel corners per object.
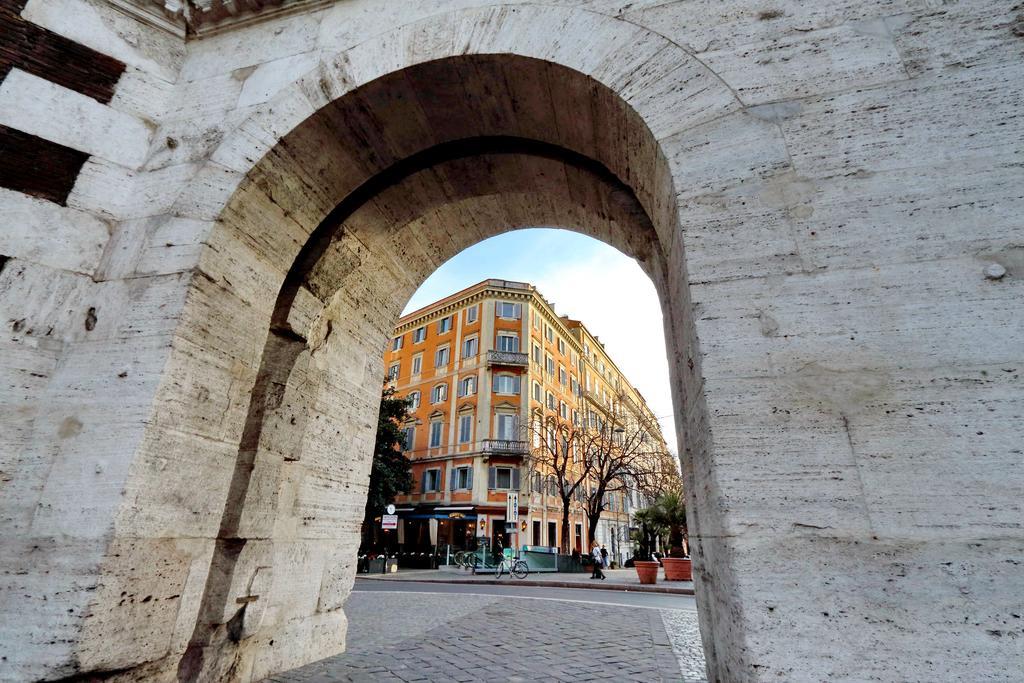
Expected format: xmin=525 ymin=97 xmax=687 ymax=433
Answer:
xmin=634 ymin=560 xmax=660 ymax=584
xmin=662 ymin=557 xmax=692 ymax=581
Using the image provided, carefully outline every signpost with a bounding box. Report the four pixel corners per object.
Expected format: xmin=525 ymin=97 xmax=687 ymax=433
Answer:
xmin=506 ymin=492 xmax=519 ymax=523
xmin=506 ymin=492 xmax=520 ymax=558
xmin=381 ymin=514 xmax=398 ymax=530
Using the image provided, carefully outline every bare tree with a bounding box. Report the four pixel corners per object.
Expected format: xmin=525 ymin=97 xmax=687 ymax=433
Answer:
xmin=525 ymin=391 xmax=680 ymax=555
xmin=633 ymin=441 xmax=683 ymax=501
xmin=581 ymin=392 xmax=678 ymax=547
xmin=524 ymin=414 xmax=593 ymax=553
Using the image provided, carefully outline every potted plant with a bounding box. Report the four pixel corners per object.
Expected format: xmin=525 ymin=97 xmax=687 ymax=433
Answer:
xmin=650 ymin=489 xmax=691 ymax=580
xmin=630 ymin=508 xmax=661 ymax=584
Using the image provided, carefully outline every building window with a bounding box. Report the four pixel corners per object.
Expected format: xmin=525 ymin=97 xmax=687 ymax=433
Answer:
xmin=547 ymin=476 xmax=558 ymax=498
xmin=560 ymin=401 xmax=568 ymax=419
xmin=422 ymin=467 xmax=442 ymax=492
xmin=451 ymin=466 xmax=473 ymax=490
xmin=545 ymin=355 xmax=555 ymax=375
xmin=431 ymin=384 xmax=447 ymax=403
xmin=435 ymin=346 xmax=450 ymax=367
xmin=546 ymin=392 xmax=555 ymax=410
xmin=544 ymin=325 xmax=553 ymax=342
xmin=411 ymin=354 xmax=422 ymax=375
xmin=466 ymin=305 xmax=478 ymax=323
xmin=496 ymin=413 xmax=518 ymax=440
xmin=570 ymin=350 xmax=577 ymax=365
xmin=496 ymin=301 xmax=522 ymax=319
xmin=571 ymin=378 xmax=579 ymax=396
xmin=458 ymin=414 xmax=473 ymax=443
xmin=532 ymin=342 xmax=541 ymax=364
xmin=489 ymin=465 xmax=519 ymax=490
xmin=532 ymin=470 xmax=543 ymax=492
xmin=462 ymin=336 xmax=478 ymax=358
xmin=408 ymin=391 xmax=421 ymax=410
xmin=458 ymin=375 xmax=476 ymax=397
xmin=497 ymin=332 xmax=519 ymax=353
xmin=429 ymin=421 xmax=444 ymax=448
xmin=572 ymin=409 xmax=580 ymax=426
xmin=402 ymin=426 xmax=415 ymax=451
xmin=438 ymin=316 xmax=452 ymax=333
xmin=557 ymin=338 xmax=565 ymax=355
xmin=559 ymin=365 xmax=567 ymax=385
xmin=413 ymin=326 xmax=426 ymax=343
xmin=532 ymin=381 xmax=541 ymax=402
xmin=392 ymin=335 xmax=403 ymax=351
xmin=493 ymin=374 xmax=521 ymax=395
xmin=387 ymin=362 xmax=400 ymax=381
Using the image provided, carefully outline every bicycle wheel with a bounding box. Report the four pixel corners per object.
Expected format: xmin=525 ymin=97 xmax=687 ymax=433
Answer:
xmin=494 ymin=561 xmax=504 ymax=579
xmin=511 ymin=560 xmax=529 ymax=580
xmin=453 ymin=551 xmax=465 ymax=567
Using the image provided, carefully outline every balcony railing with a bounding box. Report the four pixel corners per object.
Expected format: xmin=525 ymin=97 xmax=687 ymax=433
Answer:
xmin=486 ymin=350 xmax=529 ymax=367
xmin=481 ymin=439 xmax=528 ymax=455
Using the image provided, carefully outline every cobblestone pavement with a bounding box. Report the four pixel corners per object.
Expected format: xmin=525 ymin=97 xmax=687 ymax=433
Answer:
xmin=266 ymin=588 xmax=706 ymax=682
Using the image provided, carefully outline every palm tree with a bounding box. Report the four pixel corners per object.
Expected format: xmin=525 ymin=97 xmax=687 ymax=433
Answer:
xmin=631 ymin=507 xmax=665 ymax=561
xmin=650 ymin=488 xmax=688 ymax=558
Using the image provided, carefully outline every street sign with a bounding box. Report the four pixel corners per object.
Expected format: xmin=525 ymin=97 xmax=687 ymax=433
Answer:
xmin=386 ymin=503 xmax=396 ymax=515
xmin=381 ymin=514 xmax=398 ymax=529
xmin=506 ymin=492 xmax=519 ymax=522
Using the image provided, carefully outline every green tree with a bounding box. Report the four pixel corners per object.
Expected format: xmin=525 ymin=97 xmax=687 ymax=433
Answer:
xmin=650 ymin=487 xmax=688 ymax=557
xmin=361 ymin=386 xmax=414 ymax=552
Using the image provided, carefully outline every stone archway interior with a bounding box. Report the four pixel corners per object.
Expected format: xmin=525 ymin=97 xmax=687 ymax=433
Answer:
xmin=170 ymin=55 xmax=689 ymax=681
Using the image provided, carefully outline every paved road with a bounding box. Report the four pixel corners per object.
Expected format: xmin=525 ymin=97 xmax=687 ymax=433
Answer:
xmin=355 ymin=578 xmax=697 ymax=610
xmin=267 ymin=581 xmax=706 ymax=682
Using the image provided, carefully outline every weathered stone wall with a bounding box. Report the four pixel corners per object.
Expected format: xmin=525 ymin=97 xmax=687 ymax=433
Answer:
xmin=0 ymin=1 xmax=1021 ymax=681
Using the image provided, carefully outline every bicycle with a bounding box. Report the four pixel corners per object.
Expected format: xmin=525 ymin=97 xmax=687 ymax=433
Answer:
xmin=494 ymin=553 xmax=529 ymax=579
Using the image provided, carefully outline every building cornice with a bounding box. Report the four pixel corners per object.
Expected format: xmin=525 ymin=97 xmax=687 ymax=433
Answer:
xmin=103 ymin=0 xmax=333 ymax=38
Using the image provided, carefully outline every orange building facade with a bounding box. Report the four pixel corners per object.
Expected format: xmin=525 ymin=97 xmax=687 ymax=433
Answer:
xmin=382 ymin=279 xmax=665 ymax=564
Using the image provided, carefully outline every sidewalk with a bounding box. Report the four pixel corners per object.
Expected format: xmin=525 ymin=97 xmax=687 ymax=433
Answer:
xmin=356 ymin=567 xmax=695 ymax=595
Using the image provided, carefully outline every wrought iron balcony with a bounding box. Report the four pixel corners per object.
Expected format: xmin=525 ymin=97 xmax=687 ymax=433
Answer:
xmin=481 ymin=439 xmax=528 ymax=455
xmin=486 ymin=350 xmax=529 ymax=367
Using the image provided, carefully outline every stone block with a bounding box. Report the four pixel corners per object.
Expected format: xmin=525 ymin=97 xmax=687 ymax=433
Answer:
xmin=0 ymin=69 xmax=154 ymax=169
xmin=701 ymin=22 xmax=908 ymax=104
xmin=0 ymin=188 xmax=111 ymax=276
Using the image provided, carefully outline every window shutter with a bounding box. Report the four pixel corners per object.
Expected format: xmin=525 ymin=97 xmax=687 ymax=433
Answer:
xmin=488 ymin=466 xmax=496 ymax=489
xmin=467 ymin=468 xmax=473 ymax=489
xmin=513 ymin=376 xmax=521 ymax=394
xmin=512 ymin=468 xmax=520 ymax=490
xmin=514 ymin=303 xmax=522 ymax=319
xmin=421 ymin=470 xmax=426 ymax=491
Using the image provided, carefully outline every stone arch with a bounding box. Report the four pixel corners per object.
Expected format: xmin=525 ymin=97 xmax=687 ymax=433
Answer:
xmin=65 ymin=6 xmax=760 ymax=681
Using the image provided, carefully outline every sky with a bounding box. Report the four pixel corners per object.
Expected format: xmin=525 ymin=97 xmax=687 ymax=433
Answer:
xmin=403 ymin=228 xmax=678 ymax=454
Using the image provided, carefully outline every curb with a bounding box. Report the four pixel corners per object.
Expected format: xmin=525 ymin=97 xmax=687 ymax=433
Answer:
xmin=355 ymin=575 xmax=695 ymax=596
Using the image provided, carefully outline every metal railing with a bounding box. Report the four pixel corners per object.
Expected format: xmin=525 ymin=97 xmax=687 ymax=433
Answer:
xmin=481 ymin=439 xmax=528 ymax=455
xmin=486 ymin=350 xmax=529 ymax=366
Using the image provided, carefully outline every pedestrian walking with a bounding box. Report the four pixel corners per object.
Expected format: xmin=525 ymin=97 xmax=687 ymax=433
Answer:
xmin=590 ymin=544 xmax=606 ymax=580
xmin=600 ymin=545 xmax=609 ymax=569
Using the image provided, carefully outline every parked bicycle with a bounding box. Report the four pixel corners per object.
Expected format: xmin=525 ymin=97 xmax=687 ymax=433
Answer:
xmin=494 ymin=552 xmax=529 ymax=579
